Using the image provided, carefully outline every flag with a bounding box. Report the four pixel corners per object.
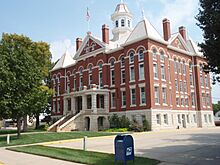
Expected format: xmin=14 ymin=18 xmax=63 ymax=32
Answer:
xmin=86 ymin=7 xmax=90 ymax=21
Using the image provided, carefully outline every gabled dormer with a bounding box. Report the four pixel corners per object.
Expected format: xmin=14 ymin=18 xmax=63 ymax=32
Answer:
xmin=74 ymin=32 xmax=106 ymax=60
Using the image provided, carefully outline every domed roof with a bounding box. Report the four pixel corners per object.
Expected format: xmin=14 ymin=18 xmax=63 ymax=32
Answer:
xmin=114 ymin=1 xmax=130 ymax=13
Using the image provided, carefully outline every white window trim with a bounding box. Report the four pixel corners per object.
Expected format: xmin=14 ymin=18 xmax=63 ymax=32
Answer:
xmin=139 ymin=63 xmax=145 ymax=81
xmin=130 ymin=65 xmax=135 ymax=81
xmin=140 ymin=86 xmax=146 ymax=106
xmin=130 ymin=87 xmax=136 ymax=106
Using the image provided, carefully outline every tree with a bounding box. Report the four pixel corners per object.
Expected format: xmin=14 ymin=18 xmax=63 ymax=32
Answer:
xmin=196 ymin=0 xmax=220 ymax=83
xmin=0 ymin=33 xmax=51 ymax=137
xmin=213 ymin=101 xmax=220 ymax=115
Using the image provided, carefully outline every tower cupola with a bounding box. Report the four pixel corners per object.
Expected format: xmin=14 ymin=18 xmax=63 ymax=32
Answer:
xmin=111 ymin=0 xmax=133 ymax=41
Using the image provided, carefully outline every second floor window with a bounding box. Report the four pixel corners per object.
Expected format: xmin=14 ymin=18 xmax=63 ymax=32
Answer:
xmin=130 ymin=66 xmax=135 ymax=81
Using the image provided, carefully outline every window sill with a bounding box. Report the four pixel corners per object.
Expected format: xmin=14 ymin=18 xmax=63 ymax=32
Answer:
xmin=162 ymin=79 xmax=166 ymax=82
xmin=130 ymin=105 xmax=136 ymax=107
xmin=110 ymin=85 xmax=115 ymax=88
xmin=121 ymin=106 xmax=126 ymax=108
xmin=154 ymin=78 xmax=159 ymax=81
xmin=163 ymin=103 xmax=168 ymax=106
xmin=129 ymin=80 xmax=135 ymax=83
xmin=120 ymin=83 xmax=125 ymax=86
xmin=139 ymin=79 xmax=145 ymax=81
xmin=140 ymin=104 xmax=146 ymax=106
xmin=111 ymin=107 xmax=116 ymax=109
xmin=155 ymin=103 xmax=160 ymax=106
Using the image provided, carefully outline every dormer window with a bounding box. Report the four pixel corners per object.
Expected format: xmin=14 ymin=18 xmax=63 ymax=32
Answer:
xmin=121 ymin=19 xmax=125 ymax=27
xmin=115 ymin=20 xmax=119 ymax=27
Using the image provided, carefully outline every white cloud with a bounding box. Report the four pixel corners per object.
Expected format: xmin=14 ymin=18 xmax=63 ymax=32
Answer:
xmin=158 ymin=0 xmax=199 ymax=30
xmin=50 ymin=39 xmax=75 ymax=62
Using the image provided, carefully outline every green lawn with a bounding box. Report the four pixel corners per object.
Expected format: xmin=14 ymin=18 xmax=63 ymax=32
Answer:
xmin=0 ymin=132 xmax=116 ymax=147
xmin=8 ymin=145 xmax=160 ymax=165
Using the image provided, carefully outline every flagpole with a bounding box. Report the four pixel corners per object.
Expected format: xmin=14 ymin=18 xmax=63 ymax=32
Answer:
xmin=86 ymin=7 xmax=91 ymax=32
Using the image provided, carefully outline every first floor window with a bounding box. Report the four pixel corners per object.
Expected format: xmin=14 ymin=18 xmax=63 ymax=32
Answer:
xmin=176 ymin=98 xmax=180 ymax=106
xmin=202 ymin=93 xmax=206 ymax=106
xmin=164 ymin=114 xmax=168 ymax=124
xmin=80 ymin=76 xmax=83 ymax=87
xmin=209 ymin=114 xmax=212 ymax=123
xmin=190 ymin=74 xmax=193 ymax=86
xmin=156 ymin=114 xmax=161 ymax=124
xmin=178 ymin=114 xmax=181 ymax=124
xmin=175 ymin=80 xmax=178 ymax=91
xmin=200 ymin=75 xmax=204 ymax=86
xmin=162 ymin=87 xmax=167 ymax=104
xmin=121 ymin=91 xmax=126 ymax=107
xmin=140 ymin=87 xmax=146 ymax=105
xmin=193 ymin=114 xmax=197 ymax=123
xmin=111 ymin=92 xmax=116 ymax=108
xmin=204 ymin=114 xmax=208 ymax=123
xmin=206 ymin=94 xmax=210 ymax=106
xmin=154 ymin=87 xmax=159 ymax=104
xmin=130 ymin=88 xmax=136 ymax=105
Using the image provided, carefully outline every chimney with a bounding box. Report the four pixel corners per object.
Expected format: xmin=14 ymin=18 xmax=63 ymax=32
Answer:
xmin=76 ymin=38 xmax=82 ymax=51
xmin=162 ymin=18 xmax=171 ymax=41
xmin=179 ymin=26 xmax=186 ymax=41
xmin=102 ymin=24 xmax=109 ymax=44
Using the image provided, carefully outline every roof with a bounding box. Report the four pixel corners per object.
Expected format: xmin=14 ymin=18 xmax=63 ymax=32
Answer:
xmin=125 ymin=17 xmax=165 ymax=44
xmin=114 ymin=1 xmax=130 ymax=13
xmin=187 ymin=36 xmax=203 ymax=56
xmin=51 ymin=50 xmax=75 ymax=72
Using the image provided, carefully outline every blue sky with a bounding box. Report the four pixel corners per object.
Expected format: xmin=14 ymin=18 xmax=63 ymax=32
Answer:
xmin=0 ymin=0 xmax=219 ymax=103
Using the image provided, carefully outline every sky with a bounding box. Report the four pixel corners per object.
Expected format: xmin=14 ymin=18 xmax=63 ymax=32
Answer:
xmin=0 ymin=0 xmax=219 ymax=103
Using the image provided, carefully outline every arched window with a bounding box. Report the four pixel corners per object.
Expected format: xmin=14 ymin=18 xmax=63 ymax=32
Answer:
xmin=98 ymin=62 xmax=103 ymax=70
xmin=129 ymin=51 xmax=135 ymax=63
xmin=110 ymin=59 xmax=115 ymax=67
xmin=178 ymin=59 xmax=181 ymax=73
xmin=152 ymin=48 xmax=157 ymax=59
xmin=121 ymin=19 xmax=125 ymax=27
xmin=115 ymin=20 xmax=118 ymax=28
xmin=160 ymin=51 xmax=165 ymax=62
xmin=189 ymin=62 xmax=192 ymax=71
xmin=138 ymin=49 xmax=144 ymax=61
xmin=121 ymin=56 xmax=125 ymax=67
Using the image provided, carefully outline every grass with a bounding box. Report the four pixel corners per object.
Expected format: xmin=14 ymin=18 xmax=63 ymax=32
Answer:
xmin=8 ymin=145 xmax=160 ymax=165
xmin=0 ymin=131 xmax=116 ymax=147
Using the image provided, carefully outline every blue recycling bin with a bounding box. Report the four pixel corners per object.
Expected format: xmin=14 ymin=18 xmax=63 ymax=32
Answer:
xmin=114 ymin=134 xmax=134 ymax=165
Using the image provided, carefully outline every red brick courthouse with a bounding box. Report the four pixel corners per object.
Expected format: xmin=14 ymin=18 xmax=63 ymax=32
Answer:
xmin=49 ymin=1 xmax=214 ymax=132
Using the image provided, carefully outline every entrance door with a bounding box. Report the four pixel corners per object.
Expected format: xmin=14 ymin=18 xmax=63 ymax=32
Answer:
xmin=182 ymin=114 xmax=186 ymax=128
xmin=85 ymin=117 xmax=90 ymax=131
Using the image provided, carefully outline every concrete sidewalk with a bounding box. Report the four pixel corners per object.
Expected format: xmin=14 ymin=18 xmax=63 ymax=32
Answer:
xmin=0 ymin=148 xmax=84 ymax=165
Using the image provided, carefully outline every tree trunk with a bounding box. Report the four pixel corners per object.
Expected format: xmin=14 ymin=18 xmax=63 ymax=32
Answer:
xmin=35 ymin=115 xmax=40 ymax=129
xmin=23 ymin=115 xmax=28 ymax=132
xmin=17 ymin=117 xmax=21 ymax=138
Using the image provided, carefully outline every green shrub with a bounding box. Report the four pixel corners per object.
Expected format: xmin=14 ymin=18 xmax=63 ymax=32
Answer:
xmin=129 ymin=120 xmax=144 ymax=132
xmin=105 ymin=128 xmax=128 ymax=132
xmin=143 ymin=119 xmax=151 ymax=131
xmin=38 ymin=124 xmax=49 ymax=131
xmin=119 ymin=115 xmax=130 ymax=128
xmin=109 ymin=114 xmax=130 ymax=129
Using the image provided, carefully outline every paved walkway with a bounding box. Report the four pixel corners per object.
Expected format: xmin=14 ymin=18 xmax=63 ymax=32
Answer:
xmin=47 ymin=127 xmax=220 ymax=165
xmin=0 ymin=148 xmax=84 ymax=165
xmin=1 ymin=127 xmax=220 ymax=165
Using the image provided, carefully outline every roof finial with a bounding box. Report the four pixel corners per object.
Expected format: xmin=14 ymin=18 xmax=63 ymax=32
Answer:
xmin=141 ymin=9 xmax=146 ymax=20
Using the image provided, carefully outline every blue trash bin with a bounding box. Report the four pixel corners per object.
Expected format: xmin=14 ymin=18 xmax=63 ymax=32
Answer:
xmin=114 ymin=134 xmax=134 ymax=165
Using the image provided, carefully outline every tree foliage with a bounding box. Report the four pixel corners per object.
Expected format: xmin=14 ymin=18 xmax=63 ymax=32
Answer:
xmin=0 ymin=33 xmax=52 ymax=137
xmin=213 ymin=101 xmax=220 ymax=115
xmin=196 ymin=0 xmax=220 ymax=83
